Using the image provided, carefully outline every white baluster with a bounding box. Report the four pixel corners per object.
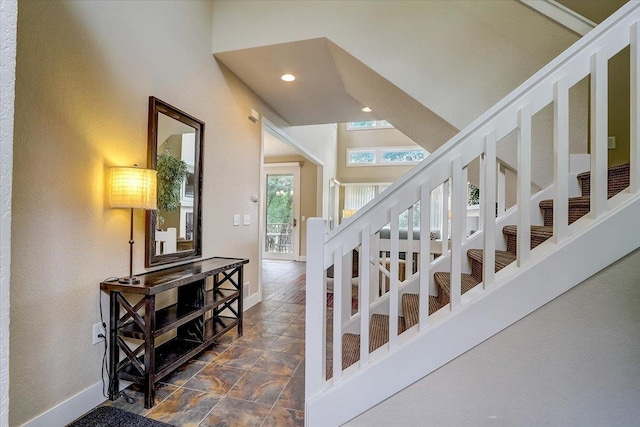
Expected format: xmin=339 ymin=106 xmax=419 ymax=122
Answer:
xmin=419 ymin=180 xmax=431 ymax=330
xmin=389 ymin=203 xmax=400 ymax=348
xmin=517 ymin=104 xmax=532 ymax=267
xmin=332 ymin=245 xmax=343 ymax=384
xmin=360 ymin=225 xmax=371 ymax=366
xmin=342 ymin=249 xmax=353 ymax=322
xmin=407 ymin=206 xmax=414 ymax=277
xmin=305 ymin=218 xmax=326 ymax=397
xmin=590 ymin=48 xmax=608 ymax=218
xmin=450 ymin=156 xmax=463 ymax=310
xmin=441 ymin=179 xmax=450 ymax=255
xmin=631 ymin=22 xmax=640 ymax=193
xmin=497 ymin=163 xmax=506 ymax=216
xmin=371 ymin=231 xmax=380 ymax=302
xmin=554 ymin=76 xmax=569 ymax=243
xmin=483 ymin=131 xmax=497 ymax=289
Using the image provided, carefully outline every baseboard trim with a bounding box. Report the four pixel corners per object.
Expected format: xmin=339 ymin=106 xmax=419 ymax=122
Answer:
xmin=21 ymin=379 xmax=132 ymax=427
xmin=244 ymin=291 xmax=261 ymax=311
xmin=299 ymin=256 xmax=307 ymax=262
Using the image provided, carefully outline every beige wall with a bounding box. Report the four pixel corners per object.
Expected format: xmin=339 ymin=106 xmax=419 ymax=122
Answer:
xmin=337 ymin=123 xmax=421 ymax=184
xmin=282 ymin=124 xmax=338 ymax=223
xmin=557 ymin=0 xmax=630 ymax=166
xmin=264 ymin=156 xmax=318 ymax=256
xmin=10 ymin=1 xmax=292 ymax=424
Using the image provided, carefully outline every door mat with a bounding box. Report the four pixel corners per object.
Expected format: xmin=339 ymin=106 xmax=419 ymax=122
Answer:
xmin=67 ymin=406 xmax=175 ymax=427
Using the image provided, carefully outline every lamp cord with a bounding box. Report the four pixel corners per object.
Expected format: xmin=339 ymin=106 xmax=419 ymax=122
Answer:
xmin=99 ymin=282 xmax=135 ymax=405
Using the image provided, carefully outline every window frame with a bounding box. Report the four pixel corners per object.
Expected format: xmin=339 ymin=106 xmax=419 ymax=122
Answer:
xmin=346 ymin=120 xmax=394 ymax=131
xmin=346 ymin=146 xmax=428 ymax=167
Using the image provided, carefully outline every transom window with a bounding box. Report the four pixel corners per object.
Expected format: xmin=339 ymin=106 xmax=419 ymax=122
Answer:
xmin=346 ymin=146 xmax=428 ymax=167
xmin=346 ymin=120 xmax=394 ymax=130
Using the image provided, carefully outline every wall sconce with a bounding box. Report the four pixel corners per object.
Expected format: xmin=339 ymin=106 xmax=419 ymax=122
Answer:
xmin=110 ymin=166 xmax=157 ymax=284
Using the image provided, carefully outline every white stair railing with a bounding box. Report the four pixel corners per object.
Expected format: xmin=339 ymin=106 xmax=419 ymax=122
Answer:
xmin=306 ymin=2 xmax=640 ymax=425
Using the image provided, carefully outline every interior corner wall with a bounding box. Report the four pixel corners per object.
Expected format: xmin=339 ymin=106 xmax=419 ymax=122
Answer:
xmin=0 ymin=0 xmax=18 ymax=425
xmin=264 ymin=155 xmax=318 ymax=256
xmin=280 ymin=124 xmax=338 ymax=223
xmin=10 ymin=1 xmax=288 ymax=425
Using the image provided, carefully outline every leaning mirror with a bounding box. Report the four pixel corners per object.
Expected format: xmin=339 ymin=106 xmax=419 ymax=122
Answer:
xmin=145 ymin=96 xmax=204 ymax=267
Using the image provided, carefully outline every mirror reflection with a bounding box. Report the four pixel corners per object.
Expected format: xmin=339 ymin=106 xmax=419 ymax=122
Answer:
xmin=155 ymin=113 xmax=196 ymax=254
xmin=146 ymin=97 xmax=203 ymax=267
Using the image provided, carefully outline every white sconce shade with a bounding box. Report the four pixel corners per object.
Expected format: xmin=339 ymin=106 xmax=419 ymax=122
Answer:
xmin=110 ymin=167 xmax=157 ymax=210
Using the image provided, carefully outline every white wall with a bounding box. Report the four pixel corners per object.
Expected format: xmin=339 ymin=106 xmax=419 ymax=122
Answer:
xmin=347 ymin=247 xmax=640 ymax=426
xmin=211 ymin=0 xmax=579 ymax=130
xmin=1 ymin=0 xmax=17 ymax=424
xmin=10 ymin=1 xmax=301 ymax=425
xmin=211 ymin=0 xmax=588 ymax=190
xmin=283 ymin=124 xmax=338 ymax=222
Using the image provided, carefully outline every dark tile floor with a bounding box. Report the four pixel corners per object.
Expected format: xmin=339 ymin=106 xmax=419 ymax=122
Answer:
xmin=101 ymin=260 xmax=307 ymax=427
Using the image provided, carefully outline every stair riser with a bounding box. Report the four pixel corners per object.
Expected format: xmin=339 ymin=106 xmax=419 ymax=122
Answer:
xmin=542 ymin=206 xmax=589 ymax=227
xmin=505 ymin=234 xmax=552 ymax=254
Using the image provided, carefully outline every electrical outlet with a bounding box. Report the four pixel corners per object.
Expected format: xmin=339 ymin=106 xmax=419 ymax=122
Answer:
xmin=93 ymin=322 xmax=106 ymax=345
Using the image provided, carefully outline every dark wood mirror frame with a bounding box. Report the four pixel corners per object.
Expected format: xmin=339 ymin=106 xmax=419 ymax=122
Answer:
xmin=145 ymin=96 xmax=204 ymax=267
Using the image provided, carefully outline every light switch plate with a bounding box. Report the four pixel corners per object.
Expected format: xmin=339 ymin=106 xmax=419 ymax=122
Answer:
xmin=608 ymin=136 xmax=616 ymax=150
xmin=243 ymin=215 xmax=251 ymax=226
xmin=233 ymin=214 xmax=240 ymax=226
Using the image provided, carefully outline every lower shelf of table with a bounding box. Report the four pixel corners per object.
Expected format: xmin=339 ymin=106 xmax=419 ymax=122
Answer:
xmin=117 ymin=315 xmax=239 ymax=383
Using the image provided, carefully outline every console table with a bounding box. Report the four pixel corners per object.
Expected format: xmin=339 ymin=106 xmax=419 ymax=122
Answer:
xmin=100 ymin=257 xmax=248 ymax=408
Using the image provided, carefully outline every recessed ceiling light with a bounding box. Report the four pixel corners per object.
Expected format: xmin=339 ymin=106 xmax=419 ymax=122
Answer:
xmin=362 ymin=107 xmax=372 ymax=112
xmin=281 ymin=74 xmax=296 ymax=82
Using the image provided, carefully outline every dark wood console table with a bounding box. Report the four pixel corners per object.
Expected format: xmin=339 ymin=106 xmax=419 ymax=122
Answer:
xmin=100 ymin=257 xmax=248 ymax=408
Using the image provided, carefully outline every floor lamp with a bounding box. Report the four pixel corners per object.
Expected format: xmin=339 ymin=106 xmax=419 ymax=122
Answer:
xmin=110 ymin=166 xmax=157 ymax=284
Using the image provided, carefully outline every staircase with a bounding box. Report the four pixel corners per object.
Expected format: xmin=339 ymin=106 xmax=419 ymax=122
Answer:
xmin=305 ymin=3 xmax=640 ymax=426
xmin=328 ymin=163 xmax=630 ymax=377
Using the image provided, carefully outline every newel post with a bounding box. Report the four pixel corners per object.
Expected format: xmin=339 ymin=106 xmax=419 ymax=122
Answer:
xmin=305 ymin=218 xmax=326 ymax=403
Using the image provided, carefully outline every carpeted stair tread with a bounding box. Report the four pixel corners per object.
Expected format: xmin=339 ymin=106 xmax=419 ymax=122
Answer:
xmin=467 ymin=249 xmax=516 ymax=282
xmin=539 ymin=196 xmax=591 ymax=226
xmin=326 ymin=333 xmax=361 ymax=379
xmin=433 ymin=272 xmax=481 ymax=299
xmin=502 ymin=225 xmax=553 ymax=253
xmin=538 ymin=196 xmax=591 ymax=209
xmin=370 ymin=313 xmax=406 ymax=351
xmin=327 ymin=314 xmax=406 ymax=379
xmin=402 ymin=293 xmax=419 ymax=329
xmin=401 ymin=293 xmax=447 ymax=329
xmin=467 ymin=249 xmax=516 ymax=269
xmin=577 ymin=163 xmax=629 ymax=198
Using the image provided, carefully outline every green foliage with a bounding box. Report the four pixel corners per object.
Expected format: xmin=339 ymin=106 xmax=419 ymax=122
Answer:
xmin=468 ymin=183 xmax=480 ymax=205
xmin=266 ymin=176 xmax=293 ymax=224
xmin=156 ymin=152 xmax=188 ymax=212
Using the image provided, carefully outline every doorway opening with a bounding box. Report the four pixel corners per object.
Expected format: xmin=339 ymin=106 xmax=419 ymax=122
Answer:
xmin=264 ymin=163 xmax=300 ymax=260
